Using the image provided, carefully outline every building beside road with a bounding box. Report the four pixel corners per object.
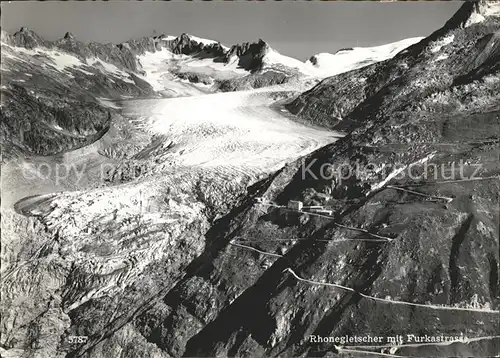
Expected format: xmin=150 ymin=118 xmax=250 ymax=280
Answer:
xmin=287 ymin=200 xmax=303 ymax=211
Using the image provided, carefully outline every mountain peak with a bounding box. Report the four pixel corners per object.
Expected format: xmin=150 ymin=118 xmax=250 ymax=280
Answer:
xmin=257 ymin=38 xmax=268 ymax=46
xmin=223 ymin=39 xmax=273 ymax=71
xmin=179 ymin=33 xmax=191 ymax=41
xmin=63 ymin=32 xmax=75 ymax=40
xmin=12 ymin=27 xmax=45 ymax=49
xmin=169 ymin=33 xmax=225 ymax=56
xmin=227 ymin=39 xmax=271 ymax=56
xmin=16 ymin=27 xmax=40 ymax=37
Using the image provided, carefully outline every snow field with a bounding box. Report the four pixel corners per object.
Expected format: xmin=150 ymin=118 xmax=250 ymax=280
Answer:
xmin=123 ymin=88 xmax=341 ymax=177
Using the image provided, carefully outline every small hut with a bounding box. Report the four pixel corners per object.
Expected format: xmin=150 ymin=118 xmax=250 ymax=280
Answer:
xmin=288 ymin=200 xmax=303 ymax=211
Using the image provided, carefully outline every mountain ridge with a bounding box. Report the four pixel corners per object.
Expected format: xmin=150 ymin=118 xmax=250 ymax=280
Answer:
xmin=1 ymin=27 xmax=427 ymax=79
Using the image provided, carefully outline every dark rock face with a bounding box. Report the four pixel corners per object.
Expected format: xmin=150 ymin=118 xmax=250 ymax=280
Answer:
xmin=216 ymin=70 xmax=296 ymax=92
xmin=63 ymin=32 xmax=74 ymax=40
xmin=1 ymin=85 xmax=110 ymax=157
xmin=335 ymin=47 xmax=355 ymax=53
xmin=170 ymin=33 xmax=226 ymax=57
xmin=307 ymin=55 xmax=319 ymax=66
xmin=224 ymin=39 xmax=270 ymax=71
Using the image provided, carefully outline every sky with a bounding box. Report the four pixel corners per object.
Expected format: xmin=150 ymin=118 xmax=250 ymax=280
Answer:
xmin=1 ymin=1 xmax=462 ymax=60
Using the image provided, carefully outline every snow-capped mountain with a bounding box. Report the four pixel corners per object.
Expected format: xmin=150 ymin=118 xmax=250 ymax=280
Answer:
xmin=306 ymin=37 xmax=424 ymax=76
xmin=222 ymin=37 xmax=424 ymax=78
xmin=2 ymin=27 xmax=423 ymax=96
xmin=1 ymin=27 xmax=421 ymax=158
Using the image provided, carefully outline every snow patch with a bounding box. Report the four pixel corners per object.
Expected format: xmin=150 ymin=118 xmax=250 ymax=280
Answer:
xmin=434 ymin=54 xmax=449 ymax=62
xmin=466 ymin=12 xmax=486 ymax=27
xmin=306 ymin=37 xmax=423 ymax=77
xmin=137 ymin=48 xmax=244 ymax=93
xmin=431 ymin=35 xmax=455 ymax=53
xmin=159 ymin=35 xmax=177 ymax=41
xmin=2 ymin=44 xmax=97 ymax=77
xmin=88 ymin=57 xmax=134 ymax=83
xmin=47 ymin=51 xmax=85 ymax=72
xmin=3 ymin=45 xmax=78 ymax=74
xmin=368 ymin=153 xmax=436 ymax=194
xmin=263 ymin=48 xmax=316 ymax=76
xmin=136 ymin=49 xmax=174 ymax=91
xmin=187 ymin=34 xmax=219 ymax=47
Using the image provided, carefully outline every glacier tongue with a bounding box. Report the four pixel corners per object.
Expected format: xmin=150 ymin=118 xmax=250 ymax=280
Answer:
xmin=123 ymin=87 xmax=340 ymax=175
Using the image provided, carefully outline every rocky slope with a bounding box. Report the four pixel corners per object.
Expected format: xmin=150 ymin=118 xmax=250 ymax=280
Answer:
xmin=1 ymin=28 xmax=154 ymax=159
xmin=1 ymin=2 xmax=499 ymax=357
